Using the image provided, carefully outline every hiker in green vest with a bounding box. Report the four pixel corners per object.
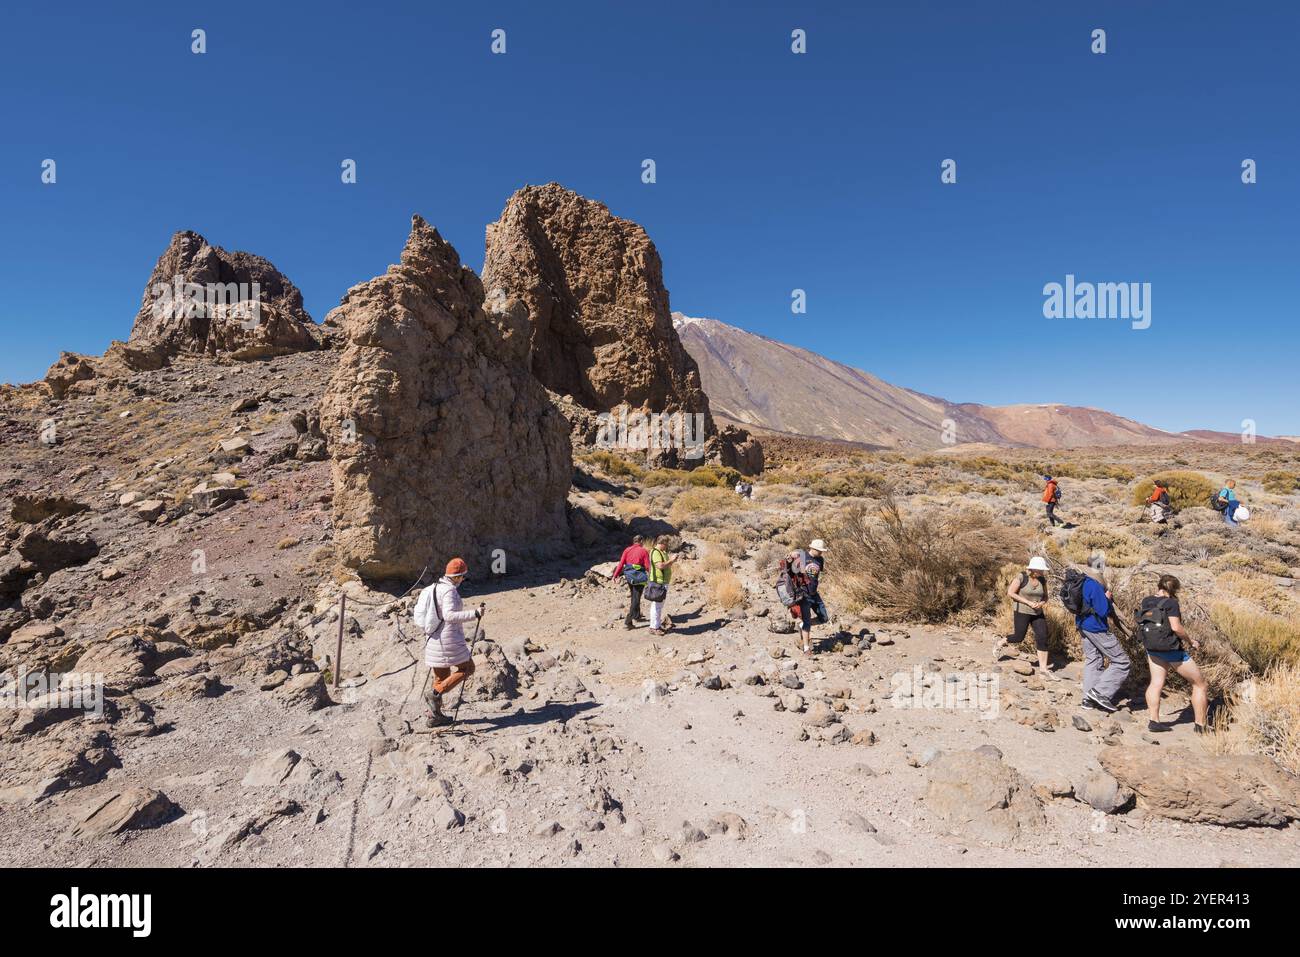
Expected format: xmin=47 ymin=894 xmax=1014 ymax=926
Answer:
xmin=647 ymin=535 xmax=678 ymax=636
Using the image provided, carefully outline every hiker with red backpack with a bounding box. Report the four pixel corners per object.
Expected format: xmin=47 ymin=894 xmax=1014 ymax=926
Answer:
xmin=1060 ymin=559 xmax=1130 ymax=713
xmin=1136 ymin=574 xmax=1209 ymax=734
xmin=1041 ymin=475 xmax=1063 ymax=527
xmin=777 ymin=540 xmax=829 ymax=655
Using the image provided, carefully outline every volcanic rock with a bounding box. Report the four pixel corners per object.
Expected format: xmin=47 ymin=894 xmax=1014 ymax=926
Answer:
xmin=319 ymin=215 xmax=572 ymax=581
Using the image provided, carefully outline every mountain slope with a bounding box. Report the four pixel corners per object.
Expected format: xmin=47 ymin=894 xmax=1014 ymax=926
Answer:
xmin=673 ymin=315 xmax=1199 ymax=450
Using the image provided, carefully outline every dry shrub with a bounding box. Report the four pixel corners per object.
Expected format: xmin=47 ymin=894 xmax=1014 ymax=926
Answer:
xmin=615 ymin=498 xmax=650 ymax=521
xmin=699 ymin=550 xmax=733 ymax=574
xmin=1262 ymin=470 xmax=1300 ymax=495
xmin=1206 ymin=661 xmax=1300 ymax=776
xmin=992 ymin=563 xmax=1078 ymax=658
xmin=1209 ymin=603 xmax=1300 ymax=675
xmin=643 ymin=464 xmax=739 ymax=488
xmin=578 ymin=450 xmax=646 ymax=480
xmin=1216 ymin=571 xmax=1296 ymax=616
xmin=831 ymin=496 xmax=1024 ymax=622
xmin=1210 ymin=550 xmax=1291 ymax=578
xmin=708 ymin=570 xmax=747 ymax=610
xmin=667 ymin=486 xmax=751 ymax=530
xmin=753 ymin=541 xmax=788 ymax=579
xmin=1130 ymin=470 xmax=1217 ymax=510
xmin=1062 ymin=523 xmax=1145 ymax=567
xmin=706 ymin=528 xmax=749 ymax=559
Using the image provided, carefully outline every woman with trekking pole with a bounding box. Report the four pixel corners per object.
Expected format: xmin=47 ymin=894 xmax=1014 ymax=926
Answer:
xmin=413 ymin=557 xmax=483 ymax=727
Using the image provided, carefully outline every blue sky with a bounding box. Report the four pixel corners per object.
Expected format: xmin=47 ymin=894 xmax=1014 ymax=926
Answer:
xmin=2 ymin=1 xmax=1297 ymax=434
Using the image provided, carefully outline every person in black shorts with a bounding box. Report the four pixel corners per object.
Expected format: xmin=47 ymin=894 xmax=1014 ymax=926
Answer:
xmin=996 ymin=556 xmax=1054 ymax=674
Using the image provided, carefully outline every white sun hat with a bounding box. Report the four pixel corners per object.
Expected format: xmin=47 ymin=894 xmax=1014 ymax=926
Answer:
xmin=809 ymin=539 xmax=829 ymax=552
xmin=1235 ymin=506 xmax=1251 ymax=522
xmin=1027 ymin=556 xmax=1050 ymax=572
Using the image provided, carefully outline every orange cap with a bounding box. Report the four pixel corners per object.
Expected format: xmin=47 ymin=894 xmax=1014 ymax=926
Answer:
xmin=445 ymin=557 xmax=468 ymax=577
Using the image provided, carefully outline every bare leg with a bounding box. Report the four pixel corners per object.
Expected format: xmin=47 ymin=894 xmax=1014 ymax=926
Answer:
xmin=1145 ymin=657 xmax=1168 ymax=723
xmin=1175 ymin=658 xmax=1210 ymax=726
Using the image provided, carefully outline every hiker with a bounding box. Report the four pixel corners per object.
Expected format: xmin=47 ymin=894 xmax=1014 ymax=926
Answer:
xmin=1041 ymin=475 xmax=1063 ymax=527
xmin=646 ymin=535 xmax=679 ymax=636
xmin=1146 ymin=480 xmax=1172 ymax=523
xmin=1214 ymin=479 xmax=1245 ymax=525
xmin=1062 ymin=561 xmax=1130 ymax=713
xmin=612 ymin=533 xmax=651 ymax=630
xmin=1136 ymin=574 xmax=1210 ymax=734
xmin=414 ymin=557 xmax=483 ymax=727
xmin=734 ymin=480 xmax=753 ymax=499
xmin=996 ymin=556 xmax=1054 ymax=674
xmin=782 ymin=539 xmax=829 ymax=655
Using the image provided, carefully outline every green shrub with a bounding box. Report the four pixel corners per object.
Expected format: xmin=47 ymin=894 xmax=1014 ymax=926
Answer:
xmin=579 ymin=450 xmax=646 ymax=480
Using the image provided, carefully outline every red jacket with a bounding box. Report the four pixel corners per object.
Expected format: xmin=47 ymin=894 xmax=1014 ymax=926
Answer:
xmin=613 ymin=544 xmax=650 ymax=579
xmin=1041 ymin=481 xmax=1058 ymax=504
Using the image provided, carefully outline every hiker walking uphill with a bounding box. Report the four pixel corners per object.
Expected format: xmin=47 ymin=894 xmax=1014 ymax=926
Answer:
xmin=1060 ymin=563 xmax=1130 ymax=713
xmin=1136 ymin=575 xmax=1210 ymax=734
xmin=777 ymin=539 xmax=829 ymax=656
xmin=612 ymin=534 xmax=651 ymax=630
xmin=995 ymin=556 xmax=1054 ymax=674
xmin=1214 ymin=479 xmax=1248 ymax=526
xmin=414 ymin=558 xmax=483 ymax=728
xmin=1041 ymin=475 xmax=1063 ymax=527
xmin=646 ymin=535 xmax=678 ymax=636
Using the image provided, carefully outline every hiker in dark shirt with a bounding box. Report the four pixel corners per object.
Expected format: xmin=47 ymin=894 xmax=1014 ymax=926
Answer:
xmin=1138 ymin=575 xmax=1210 ymax=734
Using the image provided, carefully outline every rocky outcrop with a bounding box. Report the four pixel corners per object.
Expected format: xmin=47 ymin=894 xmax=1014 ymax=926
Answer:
xmin=128 ymin=230 xmax=319 ymax=361
xmin=482 ymin=184 xmax=762 ymax=474
xmin=319 ymin=216 xmax=572 ymax=581
xmin=1099 ymin=747 xmax=1300 ymax=827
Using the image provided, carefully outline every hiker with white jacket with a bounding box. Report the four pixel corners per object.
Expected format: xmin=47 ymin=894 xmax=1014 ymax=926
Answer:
xmin=414 ymin=557 xmax=483 ymax=727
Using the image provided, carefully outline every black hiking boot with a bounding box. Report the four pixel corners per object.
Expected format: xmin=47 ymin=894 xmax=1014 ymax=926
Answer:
xmin=1147 ymin=720 xmax=1171 ymax=733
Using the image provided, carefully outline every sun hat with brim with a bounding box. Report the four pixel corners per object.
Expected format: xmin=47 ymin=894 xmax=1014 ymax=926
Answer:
xmin=809 ymin=539 xmax=829 ymax=552
xmin=1027 ymin=556 xmax=1050 ymax=572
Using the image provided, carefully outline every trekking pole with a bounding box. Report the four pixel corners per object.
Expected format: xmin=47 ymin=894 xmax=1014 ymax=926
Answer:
xmin=452 ymin=611 xmax=483 ymax=725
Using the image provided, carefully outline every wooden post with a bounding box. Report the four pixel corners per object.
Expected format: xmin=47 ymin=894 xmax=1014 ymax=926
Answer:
xmin=334 ymin=593 xmax=346 ymax=690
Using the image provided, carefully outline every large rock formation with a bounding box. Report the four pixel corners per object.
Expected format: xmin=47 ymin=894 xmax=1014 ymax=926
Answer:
xmin=128 ymin=230 xmax=319 ymax=361
xmin=319 ymin=216 xmax=572 ymax=581
xmin=481 ymin=183 xmax=761 ymax=473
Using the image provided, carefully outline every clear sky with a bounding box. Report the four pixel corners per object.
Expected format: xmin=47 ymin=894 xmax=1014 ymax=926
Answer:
xmin=2 ymin=1 xmax=1296 ymax=434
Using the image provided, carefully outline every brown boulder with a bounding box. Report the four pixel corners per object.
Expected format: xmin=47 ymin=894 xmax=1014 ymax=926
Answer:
xmin=923 ymin=749 xmax=1046 ymax=846
xmin=128 ymin=229 xmax=318 ymax=360
xmin=1099 ymin=746 xmax=1300 ymax=827
xmin=320 ymin=215 xmax=572 ymax=581
xmin=70 ymin=787 xmax=179 ymax=839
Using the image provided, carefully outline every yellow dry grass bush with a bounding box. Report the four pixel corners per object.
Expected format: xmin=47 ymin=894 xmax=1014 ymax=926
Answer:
xmin=708 ymin=570 xmax=747 ymax=610
xmin=1061 ymin=523 xmax=1145 ymax=567
xmin=1130 ymin=470 xmax=1218 ymax=511
xmin=832 ymin=496 xmax=1024 ymax=622
xmin=1210 ymin=551 xmax=1291 ymax=578
xmin=1216 ymin=571 xmax=1296 ymax=617
xmin=1206 ymin=660 xmax=1300 ymax=776
xmin=667 ymin=486 xmax=751 ymax=530
xmin=643 ymin=464 xmax=739 ymax=488
xmin=706 ymin=528 xmax=749 ymax=559
xmin=578 ymin=450 xmax=646 ymax=480
xmin=1210 ymin=603 xmax=1300 ymax=675
xmin=1262 ymin=470 xmax=1300 ymax=494
xmin=614 ymin=498 xmax=650 ymax=521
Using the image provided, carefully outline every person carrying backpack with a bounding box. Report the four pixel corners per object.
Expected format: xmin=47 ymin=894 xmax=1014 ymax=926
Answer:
xmin=780 ymin=540 xmax=829 ymax=655
xmin=646 ymin=535 xmax=678 ymax=636
xmin=1060 ymin=562 xmax=1129 ymax=713
xmin=613 ymin=534 xmax=651 ymax=630
xmin=414 ymin=557 xmax=483 ymax=727
xmin=1146 ymin=480 xmax=1172 ymax=524
xmin=1041 ymin=475 xmax=1063 ymax=527
xmin=1137 ymin=574 xmax=1209 ymax=734
xmin=1214 ymin=479 xmax=1244 ymax=526
xmin=995 ymin=556 xmax=1054 ymax=674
